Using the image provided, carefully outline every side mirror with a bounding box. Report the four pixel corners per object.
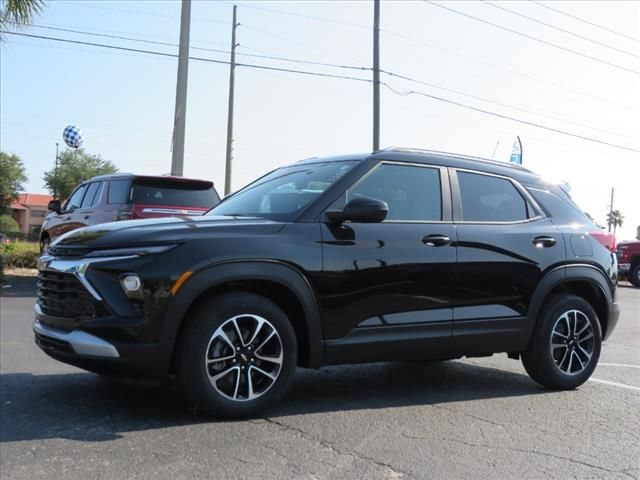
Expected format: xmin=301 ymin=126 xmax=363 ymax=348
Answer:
xmin=326 ymin=196 xmax=388 ymax=224
xmin=48 ymin=200 xmax=61 ymax=214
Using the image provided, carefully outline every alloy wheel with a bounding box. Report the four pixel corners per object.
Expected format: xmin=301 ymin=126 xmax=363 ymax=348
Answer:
xmin=549 ymin=309 xmax=595 ymax=376
xmin=205 ymin=314 xmax=283 ymax=402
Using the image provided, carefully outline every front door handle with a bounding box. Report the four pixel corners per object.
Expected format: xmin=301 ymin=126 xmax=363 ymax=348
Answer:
xmin=422 ymin=234 xmax=451 ymax=247
xmin=533 ymin=236 xmax=557 ymax=248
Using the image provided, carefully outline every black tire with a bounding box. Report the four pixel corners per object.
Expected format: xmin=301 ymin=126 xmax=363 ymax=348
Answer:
xmin=522 ymin=294 xmax=602 ymax=390
xmin=177 ymin=292 xmax=297 ymax=418
xmin=629 ymin=264 xmax=640 ymax=288
xmin=40 ymin=236 xmax=50 ymax=254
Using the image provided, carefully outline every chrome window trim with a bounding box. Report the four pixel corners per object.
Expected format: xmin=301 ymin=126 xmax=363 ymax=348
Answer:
xmin=452 ymin=167 xmax=547 ymax=225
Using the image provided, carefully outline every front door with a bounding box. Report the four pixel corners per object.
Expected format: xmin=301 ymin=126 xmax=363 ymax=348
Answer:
xmin=319 ymin=161 xmax=458 ymax=364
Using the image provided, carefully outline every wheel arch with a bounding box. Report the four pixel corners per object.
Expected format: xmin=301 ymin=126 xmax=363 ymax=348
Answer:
xmin=162 ymin=260 xmax=323 ymax=373
xmin=527 ymin=264 xmax=613 ymax=343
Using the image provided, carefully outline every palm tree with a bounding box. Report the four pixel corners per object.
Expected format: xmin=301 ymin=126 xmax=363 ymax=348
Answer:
xmin=0 ymin=0 xmax=45 ymax=37
xmin=607 ymin=209 xmax=624 ymax=234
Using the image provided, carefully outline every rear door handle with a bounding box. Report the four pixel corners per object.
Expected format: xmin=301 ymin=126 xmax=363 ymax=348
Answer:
xmin=422 ymin=234 xmax=451 ymax=247
xmin=533 ymin=236 xmax=557 ymax=248
xmin=83 ymin=215 xmax=90 ymax=220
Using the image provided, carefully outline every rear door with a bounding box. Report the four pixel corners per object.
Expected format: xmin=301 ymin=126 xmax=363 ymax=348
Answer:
xmin=450 ymin=169 xmax=563 ymax=356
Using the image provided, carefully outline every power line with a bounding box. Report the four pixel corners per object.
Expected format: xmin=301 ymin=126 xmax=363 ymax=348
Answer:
xmin=1 ymin=31 xmax=372 ymax=84
xmin=423 ymin=1 xmax=640 ymax=76
xmin=23 ymin=23 xmax=634 ymax=138
xmin=382 ymin=84 xmax=639 ymax=153
xmin=483 ymin=1 xmax=640 ymax=59
xmin=531 ymin=1 xmax=640 ymax=44
xmin=380 ymin=70 xmax=638 ymax=141
xmin=26 ymin=24 xmax=372 ymax=72
xmin=382 ymin=29 xmax=639 ymax=113
xmin=4 ymin=30 xmax=638 ymax=154
xmin=220 ymin=1 xmax=369 ymax=30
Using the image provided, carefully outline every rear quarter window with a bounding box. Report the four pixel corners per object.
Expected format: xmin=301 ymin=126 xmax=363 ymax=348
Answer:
xmin=527 ymin=187 xmax=592 ymax=225
xmin=108 ymin=180 xmax=131 ymax=204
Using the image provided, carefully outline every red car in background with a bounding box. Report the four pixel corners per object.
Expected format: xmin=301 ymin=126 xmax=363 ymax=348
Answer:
xmin=40 ymin=174 xmax=220 ymax=251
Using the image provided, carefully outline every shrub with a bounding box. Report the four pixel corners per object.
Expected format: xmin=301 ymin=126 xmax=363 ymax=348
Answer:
xmin=0 ymin=241 xmax=40 ymax=269
xmin=0 ymin=214 xmax=19 ymax=233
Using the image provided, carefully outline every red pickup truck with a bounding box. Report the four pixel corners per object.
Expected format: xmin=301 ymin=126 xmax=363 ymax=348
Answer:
xmin=617 ymin=231 xmax=640 ymax=287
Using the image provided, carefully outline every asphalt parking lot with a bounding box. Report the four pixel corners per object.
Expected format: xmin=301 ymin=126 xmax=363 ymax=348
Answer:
xmin=1 ymin=276 xmax=638 ymax=480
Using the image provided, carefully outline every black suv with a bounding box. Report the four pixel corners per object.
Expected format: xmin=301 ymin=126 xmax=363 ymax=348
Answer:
xmin=35 ymin=148 xmax=620 ymax=418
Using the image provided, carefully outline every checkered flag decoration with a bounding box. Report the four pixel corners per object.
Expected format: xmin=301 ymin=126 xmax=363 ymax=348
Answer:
xmin=62 ymin=125 xmax=83 ymax=149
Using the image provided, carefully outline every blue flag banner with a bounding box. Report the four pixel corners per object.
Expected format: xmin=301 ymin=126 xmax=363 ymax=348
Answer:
xmin=510 ymin=136 xmax=522 ymax=165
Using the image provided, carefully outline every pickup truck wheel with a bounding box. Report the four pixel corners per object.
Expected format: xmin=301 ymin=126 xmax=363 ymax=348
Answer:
xmin=522 ymin=294 xmax=601 ymax=390
xmin=177 ymin=292 xmax=297 ymax=418
xmin=630 ymin=264 xmax=640 ymax=287
xmin=40 ymin=236 xmax=50 ymax=254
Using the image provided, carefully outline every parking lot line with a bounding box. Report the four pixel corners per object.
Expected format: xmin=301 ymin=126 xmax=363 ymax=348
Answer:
xmin=598 ymin=363 xmax=640 ymax=369
xmin=589 ymin=378 xmax=640 ymax=392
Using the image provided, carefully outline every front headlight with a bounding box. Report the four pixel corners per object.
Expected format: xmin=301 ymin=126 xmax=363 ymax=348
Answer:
xmin=85 ymin=245 xmax=177 ymax=258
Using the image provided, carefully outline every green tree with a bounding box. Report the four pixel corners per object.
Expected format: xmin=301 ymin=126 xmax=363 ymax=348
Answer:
xmin=0 ymin=214 xmax=19 ymax=233
xmin=0 ymin=151 xmax=28 ymax=214
xmin=607 ymin=209 xmax=624 ymax=234
xmin=0 ymin=0 xmax=45 ymax=34
xmin=43 ymin=148 xmax=118 ymax=199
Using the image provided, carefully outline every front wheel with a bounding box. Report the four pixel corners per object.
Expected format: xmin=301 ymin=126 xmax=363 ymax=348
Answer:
xmin=177 ymin=292 xmax=297 ymax=418
xmin=522 ymin=294 xmax=602 ymax=390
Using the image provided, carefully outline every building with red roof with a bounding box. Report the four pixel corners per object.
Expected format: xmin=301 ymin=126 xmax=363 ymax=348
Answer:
xmin=10 ymin=193 xmax=53 ymax=235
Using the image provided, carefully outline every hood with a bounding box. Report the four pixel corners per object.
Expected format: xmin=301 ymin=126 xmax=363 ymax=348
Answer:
xmin=52 ymin=215 xmax=285 ymax=250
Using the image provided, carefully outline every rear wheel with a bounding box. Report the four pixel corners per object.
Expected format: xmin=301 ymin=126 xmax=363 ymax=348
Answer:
xmin=177 ymin=292 xmax=297 ymax=418
xmin=629 ymin=264 xmax=640 ymax=288
xmin=522 ymin=294 xmax=601 ymax=390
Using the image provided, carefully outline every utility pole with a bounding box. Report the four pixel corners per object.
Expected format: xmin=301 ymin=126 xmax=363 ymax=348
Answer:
xmin=54 ymin=142 xmax=59 ymax=199
xmin=171 ymin=0 xmax=192 ymax=177
xmin=224 ymin=5 xmax=238 ymax=196
xmin=608 ymin=187 xmax=615 ymax=232
xmin=372 ymin=0 xmax=380 ymax=152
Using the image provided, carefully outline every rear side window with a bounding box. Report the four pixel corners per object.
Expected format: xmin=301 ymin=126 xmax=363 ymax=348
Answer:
xmin=131 ymin=178 xmax=218 ymax=208
xmin=348 ymin=163 xmax=442 ymax=221
xmin=108 ymin=180 xmax=130 ymax=204
xmin=80 ymin=182 xmax=102 ymax=208
xmin=458 ymin=171 xmax=528 ymax=222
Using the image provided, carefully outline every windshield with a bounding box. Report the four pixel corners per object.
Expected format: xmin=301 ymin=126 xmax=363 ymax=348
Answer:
xmin=209 ymin=161 xmax=358 ymax=221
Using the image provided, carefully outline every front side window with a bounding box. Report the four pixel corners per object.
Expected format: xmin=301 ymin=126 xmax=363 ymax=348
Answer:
xmin=64 ymin=185 xmax=87 ymax=211
xmin=458 ymin=171 xmax=528 ymax=222
xmin=209 ymin=161 xmax=358 ymax=221
xmin=345 ymin=163 xmax=442 ymax=221
xmin=80 ymin=182 xmax=102 ymax=209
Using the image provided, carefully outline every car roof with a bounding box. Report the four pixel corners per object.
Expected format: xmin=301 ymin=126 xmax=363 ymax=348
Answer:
xmin=83 ymin=173 xmax=214 ymax=185
xmin=295 ymin=148 xmax=546 ymax=186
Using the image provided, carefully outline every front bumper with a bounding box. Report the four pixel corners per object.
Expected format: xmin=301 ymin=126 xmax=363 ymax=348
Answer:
xmin=34 ymin=303 xmax=169 ymax=380
xmin=618 ymin=263 xmax=631 ymax=275
xmin=604 ymin=300 xmax=621 ymax=341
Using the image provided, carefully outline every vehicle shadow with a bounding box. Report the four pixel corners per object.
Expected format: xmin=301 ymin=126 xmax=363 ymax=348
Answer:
xmin=0 ymin=360 xmax=550 ymax=443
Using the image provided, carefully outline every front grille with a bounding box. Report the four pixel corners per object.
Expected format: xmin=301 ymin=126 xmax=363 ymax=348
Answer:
xmin=34 ymin=332 xmax=74 ymax=354
xmin=47 ymin=245 xmax=90 ymax=258
xmin=38 ymin=271 xmax=97 ymax=320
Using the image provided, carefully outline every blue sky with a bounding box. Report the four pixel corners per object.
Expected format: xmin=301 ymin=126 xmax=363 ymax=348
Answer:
xmin=1 ymin=0 xmax=639 ymax=239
